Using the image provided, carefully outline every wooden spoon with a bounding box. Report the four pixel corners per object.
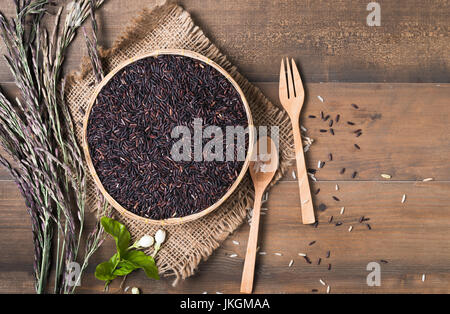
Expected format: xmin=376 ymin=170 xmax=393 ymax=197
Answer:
xmin=240 ymin=136 xmax=279 ymax=294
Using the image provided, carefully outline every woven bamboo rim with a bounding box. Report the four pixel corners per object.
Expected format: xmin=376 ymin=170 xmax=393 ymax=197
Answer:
xmin=83 ymin=49 xmax=254 ymax=225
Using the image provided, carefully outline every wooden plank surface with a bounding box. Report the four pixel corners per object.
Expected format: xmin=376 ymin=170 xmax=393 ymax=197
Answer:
xmin=1 ymin=180 xmax=449 ymax=293
xmin=0 ymin=83 xmax=448 ymax=181
xmin=257 ymin=83 xmax=450 ymax=181
xmin=0 ymin=0 xmax=449 ymax=294
xmin=0 ymin=0 xmax=449 ymax=83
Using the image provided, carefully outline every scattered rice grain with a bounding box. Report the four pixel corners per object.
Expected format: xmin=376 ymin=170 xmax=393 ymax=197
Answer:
xmin=304 ymin=145 xmax=310 ymax=153
xmin=318 ymin=96 xmax=324 ymax=102
xmin=262 ymin=192 xmax=269 ymax=203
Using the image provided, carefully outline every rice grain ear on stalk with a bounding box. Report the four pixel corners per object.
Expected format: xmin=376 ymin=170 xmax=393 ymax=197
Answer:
xmin=0 ymin=0 xmax=110 ymax=294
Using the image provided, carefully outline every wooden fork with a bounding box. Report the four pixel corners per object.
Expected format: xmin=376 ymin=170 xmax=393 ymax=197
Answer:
xmin=279 ymin=58 xmax=315 ymax=224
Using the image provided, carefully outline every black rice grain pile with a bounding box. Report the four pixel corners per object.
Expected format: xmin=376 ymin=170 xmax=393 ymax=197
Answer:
xmin=87 ymin=55 xmax=249 ymax=220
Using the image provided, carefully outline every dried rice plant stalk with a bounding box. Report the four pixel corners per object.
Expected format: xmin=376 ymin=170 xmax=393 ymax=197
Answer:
xmin=0 ymin=0 xmax=110 ymax=294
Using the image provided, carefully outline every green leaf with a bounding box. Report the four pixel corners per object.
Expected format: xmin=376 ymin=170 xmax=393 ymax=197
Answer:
xmin=112 ymin=260 xmax=139 ymax=276
xmin=109 ymin=252 xmax=120 ymax=268
xmin=95 ymin=261 xmax=117 ymax=282
xmin=101 ymin=217 xmax=131 ymax=257
xmin=124 ymin=250 xmax=159 ymax=280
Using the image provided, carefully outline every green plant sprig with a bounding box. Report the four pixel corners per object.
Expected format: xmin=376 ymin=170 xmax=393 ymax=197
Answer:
xmin=95 ymin=217 xmax=159 ymax=289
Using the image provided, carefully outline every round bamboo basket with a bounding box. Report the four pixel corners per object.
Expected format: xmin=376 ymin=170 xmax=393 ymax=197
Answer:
xmin=83 ymin=49 xmax=254 ymax=225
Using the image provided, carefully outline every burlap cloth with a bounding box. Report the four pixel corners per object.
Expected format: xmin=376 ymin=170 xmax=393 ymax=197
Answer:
xmin=66 ymin=3 xmax=294 ymax=282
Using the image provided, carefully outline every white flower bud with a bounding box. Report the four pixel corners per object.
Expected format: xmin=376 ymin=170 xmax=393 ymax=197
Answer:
xmin=136 ymin=235 xmax=154 ymax=248
xmin=155 ymin=229 xmax=166 ymax=245
xmin=131 ymin=287 xmax=140 ymax=294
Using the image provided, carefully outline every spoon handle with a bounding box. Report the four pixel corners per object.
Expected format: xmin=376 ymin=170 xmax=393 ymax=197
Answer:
xmin=240 ymin=189 xmax=263 ymax=294
xmin=292 ymin=119 xmax=315 ymax=224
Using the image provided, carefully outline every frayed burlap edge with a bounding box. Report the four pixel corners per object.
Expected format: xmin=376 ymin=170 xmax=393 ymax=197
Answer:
xmin=65 ymin=3 xmax=295 ymax=283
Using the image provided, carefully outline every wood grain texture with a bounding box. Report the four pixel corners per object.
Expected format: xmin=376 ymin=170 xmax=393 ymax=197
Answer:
xmin=1 ymin=180 xmax=449 ymax=293
xmin=1 ymin=83 xmax=448 ymax=181
xmin=256 ymin=82 xmax=450 ymax=181
xmin=0 ymin=0 xmax=449 ymax=294
xmin=0 ymin=0 xmax=449 ymax=83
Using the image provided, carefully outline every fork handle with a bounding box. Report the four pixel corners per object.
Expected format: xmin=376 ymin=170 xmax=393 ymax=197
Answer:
xmin=292 ymin=119 xmax=316 ymax=224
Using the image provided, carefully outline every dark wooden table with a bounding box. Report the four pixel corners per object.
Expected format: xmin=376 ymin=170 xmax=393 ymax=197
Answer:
xmin=0 ymin=0 xmax=449 ymax=294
